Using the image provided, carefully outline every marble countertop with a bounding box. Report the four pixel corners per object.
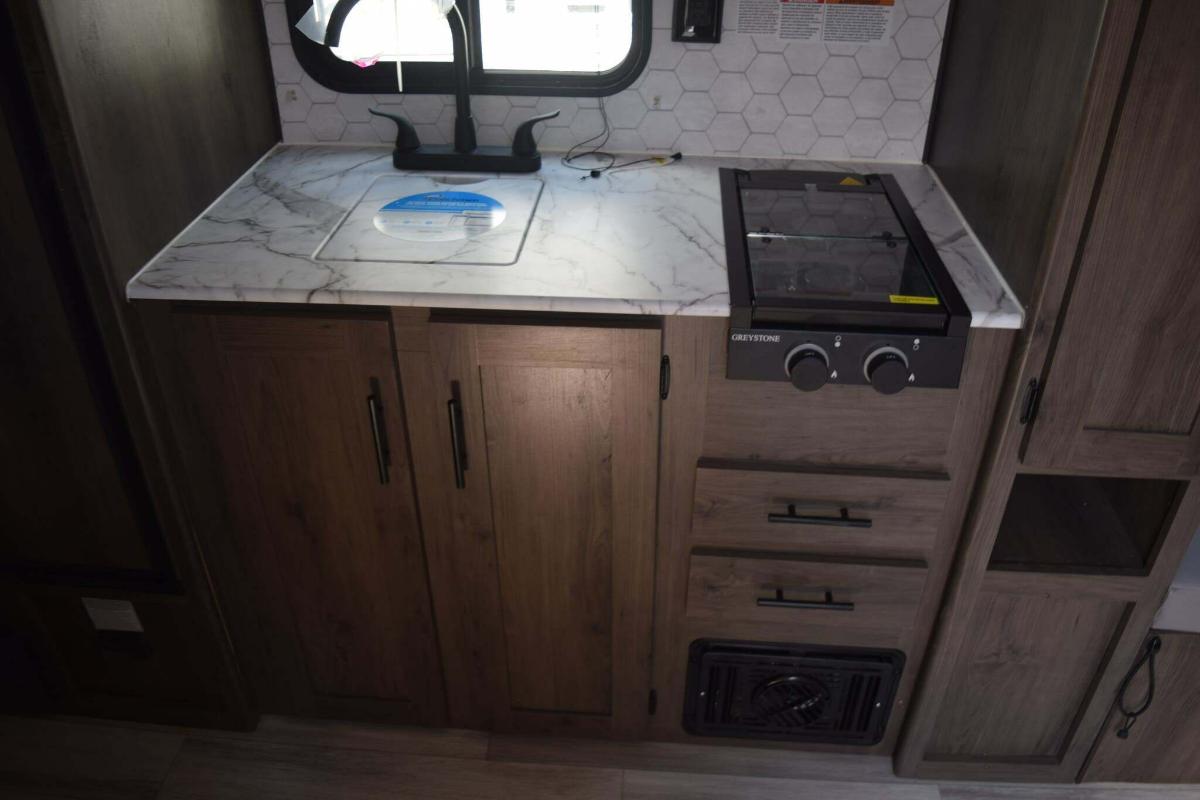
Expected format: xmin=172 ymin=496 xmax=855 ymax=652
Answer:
xmin=127 ymin=144 xmax=1023 ymax=328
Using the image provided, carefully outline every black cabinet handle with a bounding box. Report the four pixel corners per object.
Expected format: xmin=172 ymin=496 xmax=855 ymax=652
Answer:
xmin=447 ymin=388 xmax=467 ymax=490
xmin=366 ymin=379 xmax=389 ymax=485
xmin=757 ymin=589 xmax=854 ymax=611
xmin=767 ymin=504 xmax=872 ymax=528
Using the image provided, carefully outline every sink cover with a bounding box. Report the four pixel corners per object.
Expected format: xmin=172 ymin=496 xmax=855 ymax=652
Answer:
xmin=315 ymin=174 xmax=544 ymax=266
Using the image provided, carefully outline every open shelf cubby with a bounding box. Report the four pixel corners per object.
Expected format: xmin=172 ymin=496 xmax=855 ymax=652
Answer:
xmin=988 ymin=474 xmax=1186 ymax=576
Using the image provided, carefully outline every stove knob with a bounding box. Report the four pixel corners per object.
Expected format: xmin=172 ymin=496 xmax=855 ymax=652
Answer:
xmin=864 ymin=346 xmax=910 ymax=395
xmin=785 ymin=344 xmax=830 ymax=392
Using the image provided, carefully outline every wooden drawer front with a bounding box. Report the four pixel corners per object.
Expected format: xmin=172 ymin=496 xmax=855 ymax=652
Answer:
xmin=686 ymin=553 xmax=927 ymax=634
xmin=692 ymin=466 xmax=949 ymax=560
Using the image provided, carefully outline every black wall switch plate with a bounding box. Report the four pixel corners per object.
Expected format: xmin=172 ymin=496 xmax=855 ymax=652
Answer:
xmin=672 ymin=0 xmax=723 ymax=43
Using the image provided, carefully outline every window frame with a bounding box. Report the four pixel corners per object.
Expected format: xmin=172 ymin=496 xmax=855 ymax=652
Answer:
xmin=284 ymin=0 xmax=652 ymax=97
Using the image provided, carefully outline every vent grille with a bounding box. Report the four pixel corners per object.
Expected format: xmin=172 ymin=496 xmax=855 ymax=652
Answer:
xmin=683 ymin=640 xmax=904 ymax=745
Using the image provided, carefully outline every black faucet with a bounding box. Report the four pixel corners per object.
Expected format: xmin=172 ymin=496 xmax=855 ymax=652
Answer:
xmin=326 ymin=0 xmax=558 ymax=172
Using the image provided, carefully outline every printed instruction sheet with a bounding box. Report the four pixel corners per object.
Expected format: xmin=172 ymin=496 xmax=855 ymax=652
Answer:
xmin=736 ymin=0 xmax=895 ymax=44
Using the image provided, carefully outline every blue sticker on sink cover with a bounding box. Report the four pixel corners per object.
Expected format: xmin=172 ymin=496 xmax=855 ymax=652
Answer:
xmin=374 ymin=191 xmax=506 ymax=242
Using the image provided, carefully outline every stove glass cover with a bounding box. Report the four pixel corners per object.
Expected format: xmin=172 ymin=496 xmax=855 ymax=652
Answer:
xmin=741 ymin=184 xmax=939 ymax=306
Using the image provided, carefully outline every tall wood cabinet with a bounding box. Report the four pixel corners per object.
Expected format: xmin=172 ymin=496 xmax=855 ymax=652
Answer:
xmin=896 ymin=0 xmax=1200 ymax=783
xmin=394 ymin=311 xmax=661 ymax=736
xmin=171 ymin=309 xmax=445 ymax=725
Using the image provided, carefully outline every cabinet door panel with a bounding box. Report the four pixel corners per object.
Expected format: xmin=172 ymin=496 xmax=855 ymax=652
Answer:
xmin=1024 ymin=0 xmax=1200 ymax=475
xmin=927 ymin=585 xmax=1131 ymax=761
xmin=176 ymin=311 xmax=444 ymax=724
xmin=403 ymin=319 xmax=660 ymax=735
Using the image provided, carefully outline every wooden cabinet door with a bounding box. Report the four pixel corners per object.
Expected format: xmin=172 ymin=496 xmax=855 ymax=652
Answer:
xmin=1023 ymin=0 xmax=1200 ymax=476
xmin=174 ymin=310 xmax=444 ymax=725
xmin=1083 ymin=631 xmax=1200 ymax=783
xmin=923 ymin=574 xmax=1139 ymax=774
xmin=397 ymin=318 xmax=660 ymax=736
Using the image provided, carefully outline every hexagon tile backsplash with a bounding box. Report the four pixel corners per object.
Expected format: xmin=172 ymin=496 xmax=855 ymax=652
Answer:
xmin=263 ymin=0 xmax=946 ymax=162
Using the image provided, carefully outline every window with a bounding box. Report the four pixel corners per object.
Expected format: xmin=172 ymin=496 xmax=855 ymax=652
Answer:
xmin=285 ymin=0 xmax=651 ymax=96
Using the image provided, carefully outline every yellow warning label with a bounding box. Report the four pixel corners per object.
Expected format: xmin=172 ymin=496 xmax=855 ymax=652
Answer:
xmin=839 ymin=176 xmax=865 ymax=186
xmin=889 ymin=294 xmax=940 ymax=305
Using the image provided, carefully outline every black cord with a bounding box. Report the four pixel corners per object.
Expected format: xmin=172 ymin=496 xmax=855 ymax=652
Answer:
xmin=561 ymin=97 xmax=682 ymax=179
xmin=1115 ymin=635 xmax=1162 ymax=739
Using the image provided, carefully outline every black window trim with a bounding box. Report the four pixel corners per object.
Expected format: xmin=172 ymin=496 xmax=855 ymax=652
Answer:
xmin=284 ymin=0 xmax=652 ymax=97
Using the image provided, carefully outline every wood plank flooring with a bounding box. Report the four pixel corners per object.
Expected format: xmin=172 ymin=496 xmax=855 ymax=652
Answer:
xmin=1 ymin=714 xmax=1196 ymax=799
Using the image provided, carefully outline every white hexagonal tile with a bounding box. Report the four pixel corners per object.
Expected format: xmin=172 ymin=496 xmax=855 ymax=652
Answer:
xmin=709 ymin=73 xmax=753 ymax=113
xmin=639 ymin=70 xmax=684 ymax=110
xmin=780 ymin=75 xmax=823 ymax=116
xmin=826 ymin=42 xmax=860 ymax=57
xmin=472 ymin=95 xmax=511 ymax=126
xmin=606 ymin=128 xmax=646 ymax=153
xmin=675 ymin=131 xmax=714 ymax=156
xmin=888 ymin=59 xmax=933 ymax=100
xmin=927 ymin=42 xmax=943 ymax=75
xmin=746 ymin=53 xmax=790 ymax=94
xmin=300 ymin=74 xmax=337 ymax=104
xmin=333 ymin=92 xmax=371 ymax=123
xmin=912 ymin=121 xmax=930 ymax=152
xmin=742 ymin=94 xmax=787 ymax=134
xmin=536 ymin=127 xmax=578 ymax=153
xmin=342 ymin=122 xmax=382 ymax=143
xmin=263 ymin=3 xmax=291 ymax=44
xmin=919 ymin=82 xmax=937 ymax=114
xmin=435 ymin=105 xmax=455 ymax=143
xmin=907 ymin=0 xmax=947 ymax=17
xmin=855 ymin=41 xmax=901 ymax=78
xmin=849 ymin=79 xmax=894 ymax=118
xmin=895 ymin=17 xmax=940 ymax=60
xmin=398 ymin=94 xmax=446 ymax=125
xmin=306 ymin=104 xmax=347 ymax=141
xmin=510 ymin=95 xmax=539 ymax=107
xmin=269 ymin=44 xmax=304 ymax=84
xmin=674 ymin=92 xmax=718 ymax=131
xmin=712 ymin=34 xmax=758 ymax=72
xmin=877 ymin=139 xmax=921 ymax=162
xmin=776 ymin=116 xmax=819 ymax=155
xmin=817 ymin=56 xmax=861 ymax=97
xmin=280 ymin=122 xmax=312 ymax=143
xmin=935 ymin=1 xmax=950 ymax=35
xmin=276 ymin=84 xmax=311 ymax=123
xmin=652 ymin=0 xmax=672 ymax=29
xmin=604 ymin=90 xmax=648 ymax=128
xmin=845 ymin=118 xmax=887 ymax=158
xmin=812 ymin=97 xmax=855 ymax=136
xmin=706 ymin=113 xmax=750 ymax=152
xmin=783 ymin=42 xmax=829 ymax=75
xmin=752 ymin=34 xmax=787 ymax=53
xmin=638 ymin=111 xmax=682 ymax=149
xmin=808 ymin=137 xmax=850 ymax=160
xmin=569 ymin=108 xmax=605 ymax=140
xmin=648 ymin=29 xmax=686 ymax=70
xmin=882 ymin=100 xmax=925 ymax=139
xmin=677 ymin=51 xmax=720 ymax=91
xmin=535 ymin=96 xmax=578 ymax=127
xmin=476 ymin=125 xmax=508 ymax=147
xmin=741 ymin=133 xmax=783 ymax=157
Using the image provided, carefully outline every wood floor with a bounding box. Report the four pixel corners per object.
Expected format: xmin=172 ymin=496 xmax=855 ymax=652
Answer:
xmin=2 ymin=714 xmax=1197 ymax=799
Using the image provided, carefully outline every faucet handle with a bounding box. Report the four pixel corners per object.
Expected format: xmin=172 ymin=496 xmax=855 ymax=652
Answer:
xmin=512 ymin=110 xmax=560 ymax=158
xmin=368 ymin=108 xmax=421 ymax=153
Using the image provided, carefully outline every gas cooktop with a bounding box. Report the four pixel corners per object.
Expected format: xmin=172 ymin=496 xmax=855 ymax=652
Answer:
xmin=719 ymin=169 xmax=969 ymax=394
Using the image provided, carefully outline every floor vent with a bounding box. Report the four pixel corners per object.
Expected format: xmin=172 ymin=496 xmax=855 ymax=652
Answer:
xmin=683 ymin=640 xmax=905 ymax=745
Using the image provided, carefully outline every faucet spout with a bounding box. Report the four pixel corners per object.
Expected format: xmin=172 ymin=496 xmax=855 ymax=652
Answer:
xmin=446 ymin=3 xmax=477 ymax=154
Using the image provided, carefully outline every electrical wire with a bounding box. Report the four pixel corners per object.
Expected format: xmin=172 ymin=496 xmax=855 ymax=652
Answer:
xmin=561 ymin=96 xmax=682 ymax=179
xmin=1115 ymin=635 xmax=1162 ymax=739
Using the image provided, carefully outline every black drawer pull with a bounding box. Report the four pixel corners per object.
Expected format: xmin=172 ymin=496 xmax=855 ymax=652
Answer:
xmin=366 ymin=378 xmax=389 ymax=485
xmin=767 ymin=504 xmax=872 ymax=528
xmin=447 ymin=384 xmax=467 ymax=490
xmin=756 ymin=589 xmax=855 ymax=611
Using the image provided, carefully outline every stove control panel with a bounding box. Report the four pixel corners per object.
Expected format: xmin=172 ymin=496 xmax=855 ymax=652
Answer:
xmin=728 ymin=328 xmax=965 ymax=394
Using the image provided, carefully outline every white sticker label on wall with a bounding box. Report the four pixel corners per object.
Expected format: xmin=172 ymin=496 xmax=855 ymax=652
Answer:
xmin=82 ymin=598 xmax=144 ymax=633
xmin=736 ymin=0 xmax=895 ymax=45
xmin=373 ymin=191 xmax=507 ymax=242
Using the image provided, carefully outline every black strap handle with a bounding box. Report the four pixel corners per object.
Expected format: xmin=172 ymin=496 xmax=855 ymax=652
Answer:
xmin=756 ymin=589 xmax=854 ymax=612
xmin=767 ymin=504 xmax=872 ymax=528
xmin=1116 ymin=635 xmax=1162 ymax=739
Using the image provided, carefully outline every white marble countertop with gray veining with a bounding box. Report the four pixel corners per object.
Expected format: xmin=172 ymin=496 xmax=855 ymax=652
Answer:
xmin=126 ymin=144 xmax=1023 ymax=328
